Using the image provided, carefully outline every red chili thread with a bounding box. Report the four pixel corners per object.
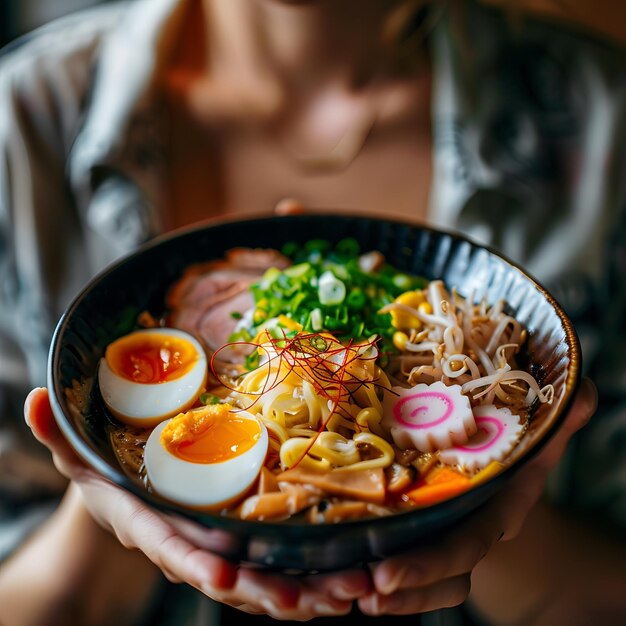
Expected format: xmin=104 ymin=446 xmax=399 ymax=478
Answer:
xmin=211 ymin=331 xmax=386 ymax=467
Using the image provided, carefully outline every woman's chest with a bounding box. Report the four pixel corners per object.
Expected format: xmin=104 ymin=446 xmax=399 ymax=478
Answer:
xmin=164 ymin=111 xmax=432 ymax=228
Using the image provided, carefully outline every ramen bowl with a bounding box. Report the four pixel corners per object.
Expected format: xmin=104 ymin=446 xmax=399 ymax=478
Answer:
xmin=48 ymin=214 xmax=581 ymax=572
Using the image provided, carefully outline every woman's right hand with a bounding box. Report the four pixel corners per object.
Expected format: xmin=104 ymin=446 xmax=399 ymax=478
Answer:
xmin=358 ymin=379 xmax=597 ymax=616
xmin=25 ymin=387 xmax=371 ymax=619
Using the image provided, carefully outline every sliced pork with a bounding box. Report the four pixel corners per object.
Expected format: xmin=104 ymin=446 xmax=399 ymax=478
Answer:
xmin=166 ymin=248 xmax=290 ymax=368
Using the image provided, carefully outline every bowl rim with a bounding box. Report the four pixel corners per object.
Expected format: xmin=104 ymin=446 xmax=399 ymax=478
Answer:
xmin=47 ymin=211 xmax=582 ymax=534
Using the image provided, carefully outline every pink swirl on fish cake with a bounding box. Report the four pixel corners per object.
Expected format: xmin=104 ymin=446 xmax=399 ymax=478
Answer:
xmin=456 ymin=416 xmax=505 ymax=452
xmin=393 ymin=391 xmax=454 ymax=429
xmin=439 ymin=405 xmax=523 ymax=471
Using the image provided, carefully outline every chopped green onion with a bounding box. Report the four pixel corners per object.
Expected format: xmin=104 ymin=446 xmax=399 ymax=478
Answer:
xmin=260 ymin=267 xmax=281 ymax=289
xmin=199 ymin=393 xmax=222 ymax=405
xmin=281 ymin=241 xmax=299 ymax=258
xmin=267 ymin=325 xmax=286 ymax=340
xmin=309 ymin=335 xmax=329 ymax=352
xmin=352 ymin=320 xmax=366 ymax=337
xmin=310 ymin=307 xmax=323 ymax=331
xmin=346 ymin=288 xmax=366 ymax=309
xmin=326 ymin=262 xmax=349 ymax=280
xmin=392 ymin=274 xmax=412 ymax=290
xmin=304 ymin=239 xmax=331 ymax=254
xmin=228 ymin=328 xmax=253 ymax=343
xmin=284 ymin=262 xmax=311 ymax=278
xmin=245 ymin=351 xmax=260 ymax=370
xmin=234 ymin=239 xmax=426 ymax=354
xmin=336 ymin=237 xmax=360 ymax=257
xmin=289 ymin=291 xmax=307 ymax=312
xmin=318 ymin=271 xmax=346 ymax=305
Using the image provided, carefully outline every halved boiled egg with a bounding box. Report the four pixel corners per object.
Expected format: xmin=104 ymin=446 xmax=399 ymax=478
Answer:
xmin=98 ymin=328 xmax=207 ymax=427
xmin=144 ymin=403 xmax=268 ymax=509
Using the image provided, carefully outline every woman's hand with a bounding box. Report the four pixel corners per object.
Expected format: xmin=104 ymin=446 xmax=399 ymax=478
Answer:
xmin=25 ymin=388 xmax=371 ymax=620
xmin=358 ymin=378 xmax=598 ymax=616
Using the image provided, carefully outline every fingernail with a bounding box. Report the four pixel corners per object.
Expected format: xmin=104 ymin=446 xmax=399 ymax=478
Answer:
xmin=275 ymin=198 xmax=305 ymax=216
xmin=377 ymin=566 xmax=408 ymax=595
xmin=23 ymin=388 xmax=40 ymax=427
xmin=332 ymin=585 xmax=356 ymax=601
xmin=313 ymin=601 xmax=342 ymax=616
xmin=259 ymin=598 xmax=280 ymax=615
xmin=365 ymin=594 xmax=383 ymax=616
xmin=333 ymin=584 xmax=363 ymax=601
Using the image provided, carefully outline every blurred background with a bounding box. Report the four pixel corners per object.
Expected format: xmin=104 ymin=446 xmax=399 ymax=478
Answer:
xmin=0 ymin=0 xmax=112 ymax=47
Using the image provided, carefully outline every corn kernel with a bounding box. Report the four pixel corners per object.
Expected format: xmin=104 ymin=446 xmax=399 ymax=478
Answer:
xmin=253 ymin=309 xmax=267 ymax=325
xmin=418 ymin=302 xmax=433 ymax=315
xmin=396 ymin=290 xmax=425 ymax=308
xmin=277 ymin=315 xmax=302 ymax=331
xmin=393 ymin=331 xmax=409 ymax=351
xmin=391 ymin=311 xmax=419 ymax=330
xmin=256 ymin=298 xmax=269 ymax=310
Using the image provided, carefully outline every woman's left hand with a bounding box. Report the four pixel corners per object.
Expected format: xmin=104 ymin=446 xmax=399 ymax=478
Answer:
xmin=25 ymin=387 xmax=372 ymax=620
xmin=358 ymin=378 xmax=597 ymax=616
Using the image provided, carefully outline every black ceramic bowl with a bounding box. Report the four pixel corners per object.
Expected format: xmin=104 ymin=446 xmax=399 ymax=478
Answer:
xmin=48 ymin=214 xmax=581 ymax=572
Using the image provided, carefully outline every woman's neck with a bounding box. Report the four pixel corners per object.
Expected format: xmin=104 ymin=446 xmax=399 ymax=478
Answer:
xmin=165 ymin=0 xmax=433 ymax=225
xmin=203 ymin=0 xmax=389 ymax=97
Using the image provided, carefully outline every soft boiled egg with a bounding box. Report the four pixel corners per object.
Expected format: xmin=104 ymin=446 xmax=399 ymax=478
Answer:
xmin=98 ymin=328 xmax=207 ymax=427
xmin=144 ymin=403 xmax=268 ymax=509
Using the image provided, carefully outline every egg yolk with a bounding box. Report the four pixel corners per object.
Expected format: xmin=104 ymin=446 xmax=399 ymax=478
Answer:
xmin=161 ymin=404 xmax=262 ymax=464
xmin=106 ymin=332 xmax=198 ymax=384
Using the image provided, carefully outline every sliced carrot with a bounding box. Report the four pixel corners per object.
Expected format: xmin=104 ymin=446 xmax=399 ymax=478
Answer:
xmin=406 ymin=480 xmax=471 ymax=506
xmin=405 ymin=467 xmax=471 ymax=506
xmin=425 ymin=466 xmax=468 ymax=486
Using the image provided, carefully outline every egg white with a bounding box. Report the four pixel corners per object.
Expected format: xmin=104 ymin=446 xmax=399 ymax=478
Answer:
xmin=98 ymin=328 xmax=207 ymax=426
xmin=144 ymin=412 xmax=268 ymax=509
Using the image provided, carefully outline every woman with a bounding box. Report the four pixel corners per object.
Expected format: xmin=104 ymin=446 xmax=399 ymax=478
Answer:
xmin=0 ymin=0 xmax=624 ymax=623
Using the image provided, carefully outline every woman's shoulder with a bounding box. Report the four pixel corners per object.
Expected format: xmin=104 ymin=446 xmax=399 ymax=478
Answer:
xmin=0 ymin=3 xmax=127 ymax=78
xmin=0 ymin=3 xmax=131 ymax=157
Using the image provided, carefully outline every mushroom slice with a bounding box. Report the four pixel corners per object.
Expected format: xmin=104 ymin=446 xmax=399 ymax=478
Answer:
xmin=240 ymin=484 xmax=322 ymax=521
xmin=385 ymin=463 xmax=415 ymax=494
